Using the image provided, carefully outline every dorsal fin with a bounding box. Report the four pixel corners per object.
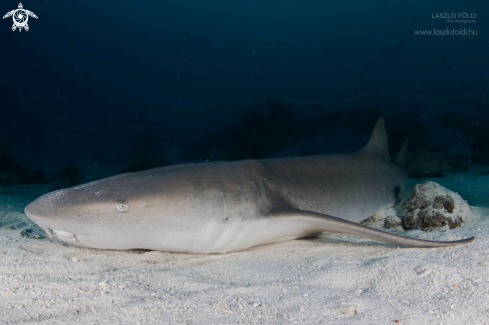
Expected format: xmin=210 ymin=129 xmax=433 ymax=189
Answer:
xmin=360 ymin=117 xmax=390 ymax=160
xmin=395 ymin=137 xmax=408 ymax=167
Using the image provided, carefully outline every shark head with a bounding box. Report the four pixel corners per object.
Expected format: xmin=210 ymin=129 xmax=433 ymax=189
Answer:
xmin=24 ymin=168 xmax=211 ymax=250
xmin=25 ymin=173 xmax=149 ymax=249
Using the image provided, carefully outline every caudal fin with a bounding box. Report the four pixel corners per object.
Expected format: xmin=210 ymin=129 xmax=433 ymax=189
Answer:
xmin=285 ymin=209 xmax=475 ymax=248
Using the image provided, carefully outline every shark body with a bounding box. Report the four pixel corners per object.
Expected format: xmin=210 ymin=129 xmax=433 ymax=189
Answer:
xmin=24 ymin=118 xmax=474 ymax=253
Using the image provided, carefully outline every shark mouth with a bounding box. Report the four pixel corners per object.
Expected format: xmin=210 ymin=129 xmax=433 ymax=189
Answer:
xmin=53 ymin=230 xmax=79 ymax=243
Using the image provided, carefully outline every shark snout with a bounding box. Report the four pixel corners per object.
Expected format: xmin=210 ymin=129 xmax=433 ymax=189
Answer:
xmin=24 ymin=199 xmax=54 ymax=238
xmin=24 ymin=188 xmax=107 ymax=245
xmin=25 ymin=199 xmax=80 ymax=242
xmin=25 ymin=198 xmax=46 ymax=224
xmin=25 ymin=191 xmax=72 ymax=239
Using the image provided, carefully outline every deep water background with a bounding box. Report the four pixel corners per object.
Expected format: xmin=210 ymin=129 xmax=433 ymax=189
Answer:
xmin=0 ymin=0 xmax=487 ymax=182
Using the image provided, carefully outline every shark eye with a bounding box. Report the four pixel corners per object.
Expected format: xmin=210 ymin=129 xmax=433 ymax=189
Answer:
xmin=117 ymin=204 xmax=128 ymax=211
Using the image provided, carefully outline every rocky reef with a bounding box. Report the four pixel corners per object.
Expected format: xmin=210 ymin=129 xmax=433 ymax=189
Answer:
xmin=363 ymin=181 xmax=473 ymax=232
xmin=401 ymin=181 xmax=472 ymax=231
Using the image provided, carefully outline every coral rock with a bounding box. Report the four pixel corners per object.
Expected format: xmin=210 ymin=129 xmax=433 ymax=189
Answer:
xmin=384 ymin=216 xmax=402 ymax=229
xmin=401 ymin=181 xmax=472 ymax=231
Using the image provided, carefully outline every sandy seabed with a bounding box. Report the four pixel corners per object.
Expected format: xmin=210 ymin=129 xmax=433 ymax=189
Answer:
xmin=1 ymin=174 xmax=488 ymax=324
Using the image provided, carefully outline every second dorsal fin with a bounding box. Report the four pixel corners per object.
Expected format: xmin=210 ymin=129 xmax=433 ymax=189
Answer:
xmin=395 ymin=137 xmax=408 ymax=167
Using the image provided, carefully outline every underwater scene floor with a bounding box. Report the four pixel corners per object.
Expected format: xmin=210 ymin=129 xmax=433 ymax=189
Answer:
xmin=0 ymin=172 xmax=488 ymax=324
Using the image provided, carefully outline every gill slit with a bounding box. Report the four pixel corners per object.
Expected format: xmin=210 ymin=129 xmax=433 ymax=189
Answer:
xmin=219 ymin=190 xmax=227 ymax=221
xmin=237 ymin=186 xmax=246 ymax=221
xmin=251 ymin=180 xmax=262 ymax=215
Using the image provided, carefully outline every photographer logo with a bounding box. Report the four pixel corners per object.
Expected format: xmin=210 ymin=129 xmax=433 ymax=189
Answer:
xmin=3 ymin=3 xmax=38 ymax=32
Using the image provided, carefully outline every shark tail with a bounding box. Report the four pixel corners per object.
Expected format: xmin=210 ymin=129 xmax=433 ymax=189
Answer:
xmin=290 ymin=209 xmax=475 ymax=248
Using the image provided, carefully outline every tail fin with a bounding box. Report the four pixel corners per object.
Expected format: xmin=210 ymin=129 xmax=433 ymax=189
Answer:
xmin=395 ymin=138 xmax=408 ymax=167
xmin=360 ymin=117 xmax=390 ymax=161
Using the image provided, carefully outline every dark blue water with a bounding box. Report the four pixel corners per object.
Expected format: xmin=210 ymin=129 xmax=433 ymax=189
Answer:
xmin=0 ymin=0 xmax=487 ymax=185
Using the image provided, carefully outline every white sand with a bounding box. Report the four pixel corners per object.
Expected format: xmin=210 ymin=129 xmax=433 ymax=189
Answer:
xmin=1 ymin=174 xmax=489 ymax=324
